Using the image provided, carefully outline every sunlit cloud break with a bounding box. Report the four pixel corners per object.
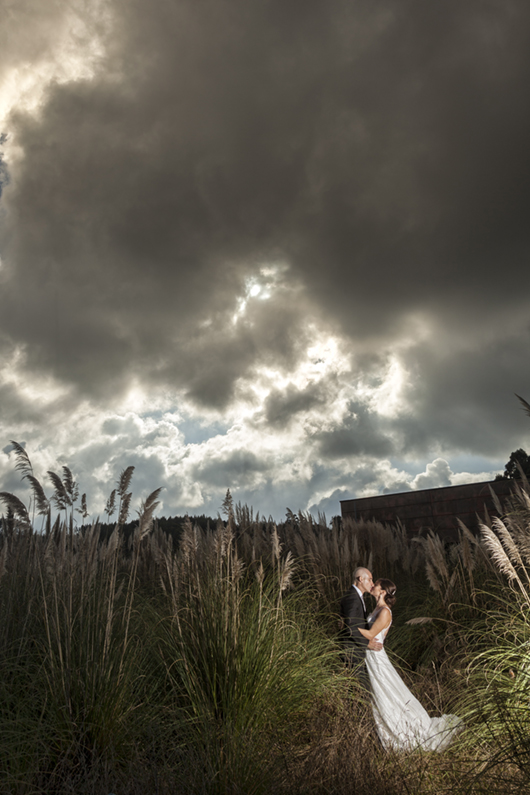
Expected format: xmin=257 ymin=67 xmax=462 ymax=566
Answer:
xmin=1 ymin=0 xmax=530 ymax=521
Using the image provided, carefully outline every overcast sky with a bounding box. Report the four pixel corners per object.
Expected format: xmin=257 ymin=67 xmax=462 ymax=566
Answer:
xmin=1 ymin=0 xmax=530 ymax=521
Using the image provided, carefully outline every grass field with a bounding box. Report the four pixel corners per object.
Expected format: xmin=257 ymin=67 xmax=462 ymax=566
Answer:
xmin=1 ymin=445 xmax=530 ymax=794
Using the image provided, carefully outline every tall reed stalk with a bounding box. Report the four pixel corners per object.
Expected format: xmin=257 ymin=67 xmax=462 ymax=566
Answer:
xmin=156 ymin=521 xmax=343 ymax=794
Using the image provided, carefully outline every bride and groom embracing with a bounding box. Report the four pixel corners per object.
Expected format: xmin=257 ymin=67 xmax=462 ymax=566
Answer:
xmin=340 ymin=567 xmax=462 ymax=752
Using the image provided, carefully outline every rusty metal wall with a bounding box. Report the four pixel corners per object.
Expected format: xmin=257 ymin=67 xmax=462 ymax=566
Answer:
xmin=340 ymin=479 xmax=514 ymax=540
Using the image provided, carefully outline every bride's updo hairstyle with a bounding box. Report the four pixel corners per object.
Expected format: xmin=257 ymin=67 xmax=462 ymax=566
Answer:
xmin=376 ymin=578 xmax=397 ymax=608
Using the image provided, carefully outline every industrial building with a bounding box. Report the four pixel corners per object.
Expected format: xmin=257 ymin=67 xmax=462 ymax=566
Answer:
xmin=340 ymin=479 xmax=514 ymax=540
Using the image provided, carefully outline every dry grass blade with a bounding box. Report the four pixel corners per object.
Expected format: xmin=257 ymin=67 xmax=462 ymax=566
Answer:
xmin=255 ymin=560 xmax=265 ymax=586
xmin=271 ymin=526 xmax=281 ymax=562
xmin=508 ymin=511 xmax=530 ymax=568
xmin=8 ymin=441 xmax=49 ymax=515
xmin=138 ymin=488 xmax=163 ymax=539
xmin=106 ymin=525 xmax=120 ymax=558
xmin=425 ymin=560 xmax=441 ymax=593
xmin=459 ymin=532 xmax=475 ymax=574
xmin=105 ymin=489 xmax=117 ymax=518
xmin=482 ymin=501 xmax=491 ymax=529
xmin=118 ymin=492 xmax=132 ymax=526
xmin=285 ymin=508 xmax=297 ymax=525
xmin=0 ymin=492 xmax=31 ymax=528
xmin=517 ymin=488 xmax=530 ymax=513
xmin=62 ymin=466 xmax=78 ymax=501
xmin=406 ymin=616 xmax=435 ymax=625
xmin=180 ymin=518 xmax=198 ymax=564
xmin=515 ymin=393 xmax=530 ymax=418
xmin=424 ymin=531 xmax=449 ymax=581
xmin=9 ymin=440 xmax=33 ymax=479
xmin=488 ymin=484 xmax=503 ymax=516
xmin=221 ymin=488 xmax=233 ymax=517
xmin=480 ymin=523 xmax=528 ymax=601
xmin=47 ymin=471 xmax=71 ymax=509
xmin=219 ymin=522 xmax=234 ymax=558
xmin=232 ymin=555 xmax=245 ymax=583
xmin=117 ymin=466 xmax=135 ymax=498
xmin=77 ymin=493 xmax=89 ymax=519
xmin=279 ymin=550 xmax=296 ymax=592
xmin=491 ymin=516 xmax=527 ymax=574
xmin=457 ymin=519 xmax=479 ymax=546
xmin=26 ymin=474 xmax=49 ymax=515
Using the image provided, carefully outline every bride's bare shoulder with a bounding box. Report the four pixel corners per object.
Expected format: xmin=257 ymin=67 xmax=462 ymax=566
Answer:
xmin=372 ymin=605 xmax=392 ymax=622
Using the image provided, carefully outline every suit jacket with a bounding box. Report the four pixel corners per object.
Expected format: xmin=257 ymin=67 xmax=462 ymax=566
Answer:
xmin=339 ymin=586 xmax=369 ymax=665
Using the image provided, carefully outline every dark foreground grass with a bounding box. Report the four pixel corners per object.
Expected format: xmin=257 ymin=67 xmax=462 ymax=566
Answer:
xmin=7 ymin=694 xmax=525 ymax=795
xmin=1 ymin=447 xmax=530 ymax=793
xmin=0 ymin=558 xmax=525 ymax=795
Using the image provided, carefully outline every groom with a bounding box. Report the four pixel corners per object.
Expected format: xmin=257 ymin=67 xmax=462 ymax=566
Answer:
xmin=340 ymin=567 xmax=382 ymax=689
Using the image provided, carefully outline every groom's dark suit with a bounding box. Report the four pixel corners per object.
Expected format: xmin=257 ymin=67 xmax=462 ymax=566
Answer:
xmin=339 ymin=585 xmax=370 ymax=689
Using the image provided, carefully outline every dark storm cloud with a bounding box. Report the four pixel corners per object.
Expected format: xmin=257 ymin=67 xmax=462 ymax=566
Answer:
xmin=192 ymin=449 xmax=267 ymax=489
xmin=293 ymin=2 xmax=530 ymax=330
xmin=264 ymin=382 xmax=327 ymax=427
xmin=316 ymin=401 xmax=395 ymax=459
xmin=1 ymin=0 xmax=530 ymax=461
xmin=390 ymin=328 xmax=530 ymax=458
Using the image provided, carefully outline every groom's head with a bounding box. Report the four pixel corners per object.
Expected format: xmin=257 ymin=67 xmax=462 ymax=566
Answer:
xmin=353 ymin=567 xmax=374 ymax=595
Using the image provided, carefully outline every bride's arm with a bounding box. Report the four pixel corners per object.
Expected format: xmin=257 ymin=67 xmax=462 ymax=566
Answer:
xmin=358 ymin=607 xmax=391 ymax=640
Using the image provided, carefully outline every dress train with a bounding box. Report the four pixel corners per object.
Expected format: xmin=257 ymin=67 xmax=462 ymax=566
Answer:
xmin=365 ymin=610 xmax=462 ymax=751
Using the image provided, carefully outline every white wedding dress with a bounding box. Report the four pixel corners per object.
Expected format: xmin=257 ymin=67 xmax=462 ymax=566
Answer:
xmin=365 ymin=608 xmax=462 ymax=752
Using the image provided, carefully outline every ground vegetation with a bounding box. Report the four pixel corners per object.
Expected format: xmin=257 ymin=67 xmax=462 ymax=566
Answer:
xmin=0 ymin=444 xmax=529 ymax=793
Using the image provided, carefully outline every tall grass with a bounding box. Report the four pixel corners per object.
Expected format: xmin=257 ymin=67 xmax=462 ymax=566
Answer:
xmin=0 ymin=525 xmax=158 ymax=792
xmin=154 ymin=521 xmax=343 ymax=793
xmin=1 ymin=442 xmax=530 ymax=793
xmin=460 ymin=480 xmax=530 ymax=787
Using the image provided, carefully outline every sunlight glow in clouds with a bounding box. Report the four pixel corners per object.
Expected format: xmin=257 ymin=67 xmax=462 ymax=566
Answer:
xmin=1 ymin=0 xmax=529 ymax=524
xmin=0 ymin=282 xmax=513 ymax=520
xmin=0 ymin=347 xmax=71 ymax=406
xmin=0 ymin=1 xmax=111 ymax=161
xmin=359 ymin=356 xmax=409 ymax=419
xmin=121 ymin=383 xmax=150 ymax=414
xmin=234 ymin=263 xmax=289 ymax=324
xmin=241 ymin=331 xmax=348 ymax=412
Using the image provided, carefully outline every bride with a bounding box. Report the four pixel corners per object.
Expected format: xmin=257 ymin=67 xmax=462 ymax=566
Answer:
xmin=359 ymin=578 xmax=462 ymax=752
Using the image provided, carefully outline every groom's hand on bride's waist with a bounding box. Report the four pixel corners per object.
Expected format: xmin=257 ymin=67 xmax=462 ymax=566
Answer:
xmin=367 ymin=639 xmax=383 ymax=651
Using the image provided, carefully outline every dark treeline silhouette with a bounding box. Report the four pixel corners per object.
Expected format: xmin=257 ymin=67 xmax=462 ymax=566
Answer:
xmin=82 ymin=514 xmax=218 ymax=546
xmin=495 ymin=448 xmax=530 ymax=480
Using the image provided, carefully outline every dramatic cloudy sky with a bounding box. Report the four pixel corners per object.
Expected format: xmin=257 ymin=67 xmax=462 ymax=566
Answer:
xmin=1 ymin=0 xmax=530 ymax=520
